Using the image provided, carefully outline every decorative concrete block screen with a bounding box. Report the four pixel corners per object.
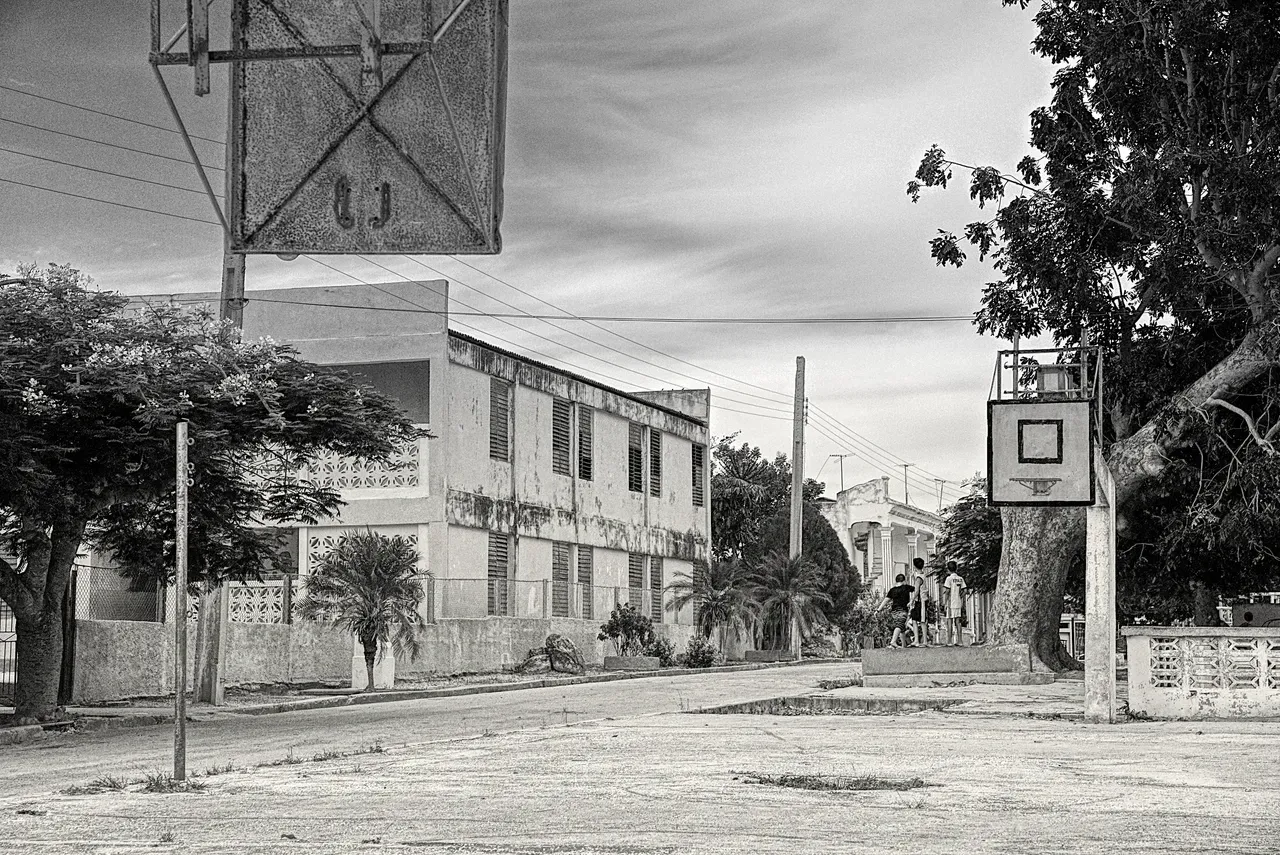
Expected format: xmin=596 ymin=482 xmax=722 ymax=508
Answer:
xmin=298 ymin=437 xmax=424 ymax=493
xmin=1124 ymin=627 xmax=1280 ymax=719
xmin=228 ymin=581 xmax=290 ymax=625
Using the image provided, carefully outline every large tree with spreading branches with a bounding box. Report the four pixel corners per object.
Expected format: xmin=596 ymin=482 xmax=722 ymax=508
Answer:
xmin=0 ymin=265 xmax=416 ymax=721
xmin=911 ymin=0 xmax=1280 ymax=669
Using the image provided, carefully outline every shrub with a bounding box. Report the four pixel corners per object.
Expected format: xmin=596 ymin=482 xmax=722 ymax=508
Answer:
xmin=682 ymin=635 xmax=722 ymax=668
xmin=644 ymin=636 xmax=677 ymax=667
xmin=597 ymin=602 xmax=655 ymax=656
xmin=837 ymin=592 xmax=894 ymax=649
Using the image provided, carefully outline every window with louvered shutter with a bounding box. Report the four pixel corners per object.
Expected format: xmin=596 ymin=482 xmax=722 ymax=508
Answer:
xmin=650 ymin=556 xmax=663 ymax=623
xmin=486 ymin=531 xmax=509 ymax=616
xmin=577 ymin=406 xmax=593 ymax=481
xmin=692 ymin=443 xmax=706 ymax=507
xmin=627 ymin=422 xmax=644 ymax=493
xmin=489 ymin=377 xmax=511 ymax=461
xmin=551 ymin=397 xmax=572 ymax=476
xmin=649 ymin=429 xmax=662 ymax=497
xmin=576 ymin=546 xmax=593 ymax=620
xmin=628 ymin=552 xmax=645 ymax=609
xmin=551 ymin=541 xmax=570 ymax=617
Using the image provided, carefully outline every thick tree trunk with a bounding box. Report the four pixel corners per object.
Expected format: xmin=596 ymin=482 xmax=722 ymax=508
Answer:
xmin=13 ymin=608 xmax=63 ymax=723
xmin=990 ymin=506 xmax=1084 ymax=672
xmin=1191 ymin=582 xmax=1222 ymax=626
xmin=4 ymin=516 xmax=84 ymax=722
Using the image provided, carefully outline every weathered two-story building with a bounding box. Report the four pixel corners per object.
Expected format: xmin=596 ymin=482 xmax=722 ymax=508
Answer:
xmin=71 ymin=279 xmax=708 ymax=698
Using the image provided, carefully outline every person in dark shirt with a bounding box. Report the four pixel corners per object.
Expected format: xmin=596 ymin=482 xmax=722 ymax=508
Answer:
xmin=878 ymin=574 xmax=914 ymax=648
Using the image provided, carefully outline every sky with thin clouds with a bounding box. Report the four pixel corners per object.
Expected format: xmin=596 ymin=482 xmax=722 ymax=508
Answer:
xmin=0 ymin=1 xmax=1056 ymax=509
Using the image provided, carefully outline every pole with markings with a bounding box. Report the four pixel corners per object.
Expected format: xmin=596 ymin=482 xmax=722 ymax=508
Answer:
xmin=174 ymin=421 xmax=190 ymax=780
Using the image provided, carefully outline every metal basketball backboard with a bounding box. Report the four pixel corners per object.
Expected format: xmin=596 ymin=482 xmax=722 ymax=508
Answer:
xmin=228 ymin=0 xmax=508 ymax=255
xmin=988 ymin=399 xmax=1095 ymax=506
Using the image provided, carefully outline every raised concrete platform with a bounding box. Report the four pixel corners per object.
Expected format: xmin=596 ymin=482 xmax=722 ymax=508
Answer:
xmin=862 ymin=644 xmax=1042 ymax=687
xmin=864 ymin=671 xmax=1054 ymax=688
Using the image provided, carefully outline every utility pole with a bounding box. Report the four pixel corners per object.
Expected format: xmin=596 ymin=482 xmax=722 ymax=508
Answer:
xmin=828 ymin=453 xmax=854 ymax=493
xmin=934 ymin=478 xmax=946 ymax=512
xmin=789 ymin=357 xmax=806 ymax=662
xmin=193 ymin=78 xmax=243 ymax=707
xmin=789 ymin=357 xmax=806 ymax=560
xmin=900 ymin=463 xmax=915 ymax=506
xmin=173 ymin=421 xmax=190 ymax=780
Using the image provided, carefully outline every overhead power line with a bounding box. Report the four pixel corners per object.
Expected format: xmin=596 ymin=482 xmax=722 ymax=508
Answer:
xmin=0 ymin=145 xmax=218 ymax=197
xmin=0 ymin=117 xmax=225 ymax=171
xmin=0 ymin=83 xmax=225 ymax=145
xmin=0 ymin=177 xmax=220 ymax=226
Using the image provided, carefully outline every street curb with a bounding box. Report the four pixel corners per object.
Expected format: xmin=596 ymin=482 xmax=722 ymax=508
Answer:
xmin=235 ymin=658 xmax=842 ymax=717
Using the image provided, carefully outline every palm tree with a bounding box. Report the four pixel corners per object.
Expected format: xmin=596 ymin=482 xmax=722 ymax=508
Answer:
xmin=296 ymin=531 xmax=428 ymax=692
xmin=665 ymin=558 xmax=758 ymax=653
xmin=750 ymin=550 xmax=832 ymax=653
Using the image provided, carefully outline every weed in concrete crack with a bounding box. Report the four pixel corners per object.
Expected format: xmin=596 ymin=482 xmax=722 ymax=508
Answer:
xmin=258 ymin=749 xmax=304 ymax=768
xmin=202 ymin=763 xmax=237 ymax=777
xmin=480 ymin=728 xmax=498 ymax=737
xmin=361 ymin=836 xmax=383 ymax=844
xmin=740 ymin=772 xmax=928 ymax=792
xmin=61 ymin=775 xmax=130 ymax=796
xmin=159 ymin=830 xmax=176 ymax=843
xmin=311 ymin=748 xmax=345 ymax=762
xmin=140 ymin=772 xmax=207 ymax=794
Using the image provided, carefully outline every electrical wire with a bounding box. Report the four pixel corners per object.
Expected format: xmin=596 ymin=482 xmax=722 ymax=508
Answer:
xmin=0 ymin=83 xmax=225 ymax=145
xmin=0 ymin=116 xmax=224 ymax=170
xmin=0 ymin=145 xmax=218 ymax=197
xmin=0 ymin=176 xmax=221 ymax=226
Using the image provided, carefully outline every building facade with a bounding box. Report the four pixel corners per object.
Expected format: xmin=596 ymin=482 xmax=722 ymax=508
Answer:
xmin=196 ymin=280 xmax=706 ymax=678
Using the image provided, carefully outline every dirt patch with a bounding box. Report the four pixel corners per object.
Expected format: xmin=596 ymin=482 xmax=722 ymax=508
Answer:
xmin=738 ymin=771 xmax=929 ymax=792
xmin=694 ymin=695 xmax=959 ymax=716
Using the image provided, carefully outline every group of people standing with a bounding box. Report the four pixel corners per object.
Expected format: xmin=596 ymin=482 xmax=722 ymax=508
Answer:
xmin=877 ymin=558 xmax=969 ymax=648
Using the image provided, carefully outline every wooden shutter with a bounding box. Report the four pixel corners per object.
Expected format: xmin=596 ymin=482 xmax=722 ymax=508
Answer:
xmin=551 ymin=541 xmax=570 ymax=617
xmin=650 ymin=556 xmax=663 ymax=623
xmin=649 ymin=429 xmax=662 ymax=497
xmin=551 ymin=397 xmax=572 ymax=476
xmin=627 ymin=422 xmax=644 ymax=493
xmin=628 ymin=552 xmax=645 ymax=607
xmin=576 ymin=546 xmax=593 ymax=620
xmin=692 ymin=443 xmax=705 ymax=507
xmin=486 ymin=531 xmax=509 ymax=616
xmin=577 ymin=406 xmax=593 ymax=481
xmin=489 ymin=377 xmax=510 ymax=461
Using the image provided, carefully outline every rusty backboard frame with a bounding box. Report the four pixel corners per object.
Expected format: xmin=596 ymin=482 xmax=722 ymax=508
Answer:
xmin=149 ymin=0 xmax=508 ymax=256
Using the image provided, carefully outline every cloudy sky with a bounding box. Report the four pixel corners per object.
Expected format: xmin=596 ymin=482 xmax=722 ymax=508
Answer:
xmin=0 ymin=1 xmax=1055 ymax=509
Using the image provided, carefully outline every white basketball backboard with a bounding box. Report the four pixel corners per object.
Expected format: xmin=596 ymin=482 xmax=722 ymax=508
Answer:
xmin=987 ymin=399 xmax=1095 ymax=506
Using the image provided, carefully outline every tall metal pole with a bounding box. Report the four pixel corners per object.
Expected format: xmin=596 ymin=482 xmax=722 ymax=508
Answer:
xmin=789 ymin=357 xmax=806 ymax=560
xmin=900 ymin=463 xmax=914 ymax=505
xmin=174 ymin=421 xmax=189 ymax=780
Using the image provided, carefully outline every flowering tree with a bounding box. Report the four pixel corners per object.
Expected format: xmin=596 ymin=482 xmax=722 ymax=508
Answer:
xmin=0 ymin=265 xmax=417 ymax=721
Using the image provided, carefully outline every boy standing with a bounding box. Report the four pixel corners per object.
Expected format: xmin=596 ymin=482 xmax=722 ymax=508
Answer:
xmin=943 ymin=561 xmax=967 ymax=646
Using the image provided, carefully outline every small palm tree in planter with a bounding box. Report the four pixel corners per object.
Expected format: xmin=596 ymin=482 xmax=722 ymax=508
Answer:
xmin=751 ymin=550 xmax=832 ymax=655
xmin=665 ymin=558 xmax=758 ymax=655
xmin=296 ymin=531 xmax=428 ymax=692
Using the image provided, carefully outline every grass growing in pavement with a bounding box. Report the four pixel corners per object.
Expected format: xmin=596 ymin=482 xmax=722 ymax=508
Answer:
xmin=140 ymin=772 xmax=208 ymax=794
xmin=60 ymin=775 xmax=129 ymax=795
xmin=202 ymin=762 xmax=237 ymax=777
xmin=737 ymin=772 xmax=928 ymax=792
xmin=257 ymin=742 xmax=387 ymax=769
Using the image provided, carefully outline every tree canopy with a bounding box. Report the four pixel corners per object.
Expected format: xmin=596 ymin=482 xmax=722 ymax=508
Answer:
xmin=911 ymin=0 xmax=1280 ymax=639
xmin=0 ymin=264 xmax=416 ymax=719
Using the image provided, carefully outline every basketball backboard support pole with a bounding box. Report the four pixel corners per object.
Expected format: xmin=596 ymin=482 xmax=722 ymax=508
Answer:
xmin=1084 ymin=447 xmax=1117 ymax=724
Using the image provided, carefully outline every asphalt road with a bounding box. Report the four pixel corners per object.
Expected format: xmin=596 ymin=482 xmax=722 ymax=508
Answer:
xmin=0 ymin=662 xmax=854 ymax=797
